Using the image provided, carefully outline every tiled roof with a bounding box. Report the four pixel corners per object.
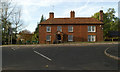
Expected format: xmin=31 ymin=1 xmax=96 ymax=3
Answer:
xmin=40 ymin=17 xmax=103 ymax=25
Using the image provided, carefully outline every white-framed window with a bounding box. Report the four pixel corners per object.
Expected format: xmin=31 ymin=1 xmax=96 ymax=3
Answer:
xmin=88 ymin=35 xmax=96 ymax=42
xmin=88 ymin=26 xmax=96 ymax=32
xmin=57 ymin=26 xmax=62 ymax=32
xmin=68 ymin=35 xmax=73 ymax=41
xmin=68 ymin=26 xmax=73 ymax=32
xmin=46 ymin=26 xmax=51 ymax=32
xmin=46 ymin=35 xmax=51 ymax=41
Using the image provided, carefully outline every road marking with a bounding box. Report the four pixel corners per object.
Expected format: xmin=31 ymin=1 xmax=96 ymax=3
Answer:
xmin=34 ymin=50 xmax=52 ymax=61
xmin=11 ymin=48 xmax=15 ymax=51
xmin=45 ymin=65 xmax=49 ymax=68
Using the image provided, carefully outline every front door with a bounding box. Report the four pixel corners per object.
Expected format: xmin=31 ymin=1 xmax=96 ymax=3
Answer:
xmin=57 ymin=34 xmax=61 ymax=41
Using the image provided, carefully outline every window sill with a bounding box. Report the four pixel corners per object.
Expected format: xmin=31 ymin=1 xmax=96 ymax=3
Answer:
xmin=47 ymin=32 xmax=51 ymax=33
xmin=46 ymin=40 xmax=51 ymax=41
xmin=68 ymin=40 xmax=73 ymax=42
xmin=88 ymin=31 xmax=96 ymax=33
xmin=68 ymin=31 xmax=73 ymax=33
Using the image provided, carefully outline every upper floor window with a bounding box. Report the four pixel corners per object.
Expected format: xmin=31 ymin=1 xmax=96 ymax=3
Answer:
xmin=68 ymin=35 xmax=73 ymax=41
xmin=57 ymin=26 xmax=62 ymax=32
xmin=46 ymin=35 xmax=51 ymax=41
xmin=46 ymin=26 xmax=51 ymax=32
xmin=88 ymin=26 xmax=96 ymax=32
xmin=88 ymin=35 xmax=96 ymax=42
xmin=68 ymin=26 xmax=73 ymax=32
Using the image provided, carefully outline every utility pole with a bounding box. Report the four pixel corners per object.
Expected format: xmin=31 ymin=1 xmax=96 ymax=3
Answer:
xmin=101 ymin=7 xmax=103 ymax=10
xmin=0 ymin=0 xmax=2 ymax=45
xmin=50 ymin=5 xmax=54 ymax=12
xmin=118 ymin=1 xmax=120 ymax=41
xmin=52 ymin=5 xmax=54 ymax=12
xmin=10 ymin=27 xmax=12 ymax=44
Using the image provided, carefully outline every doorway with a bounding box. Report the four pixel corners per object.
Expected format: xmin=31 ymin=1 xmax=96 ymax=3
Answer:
xmin=57 ymin=34 xmax=61 ymax=41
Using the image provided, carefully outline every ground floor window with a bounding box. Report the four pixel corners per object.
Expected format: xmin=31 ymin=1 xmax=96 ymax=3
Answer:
xmin=68 ymin=35 xmax=73 ymax=41
xmin=88 ymin=35 xmax=96 ymax=42
xmin=46 ymin=35 xmax=51 ymax=41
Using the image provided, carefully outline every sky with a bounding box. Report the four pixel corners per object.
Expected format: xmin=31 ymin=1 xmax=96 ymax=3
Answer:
xmin=118 ymin=1 xmax=120 ymax=18
xmin=10 ymin=0 xmax=120 ymax=33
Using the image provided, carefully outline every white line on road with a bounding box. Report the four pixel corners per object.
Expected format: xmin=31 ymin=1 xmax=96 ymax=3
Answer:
xmin=11 ymin=48 xmax=15 ymax=51
xmin=34 ymin=50 xmax=52 ymax=61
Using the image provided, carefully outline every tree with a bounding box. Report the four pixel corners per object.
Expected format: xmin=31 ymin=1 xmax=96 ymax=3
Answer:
xmin=1 ymin=0 xmax=23 ymax=44
xmin=92 ymin=8 xmax=118 ymax=38
xmin=32 ymin=15 xmax=46 ymax=42
xmin=12 ymin=8 xmax=23 ymax=43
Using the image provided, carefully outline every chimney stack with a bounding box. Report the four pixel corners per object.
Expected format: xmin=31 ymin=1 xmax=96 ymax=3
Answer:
xmin=99 ymin=10 xmax=103 ymax=21
xmin=70 ymin=11 xmax=75 ymax=18
xmin=49 ymin=12 xmax=54 ymax=19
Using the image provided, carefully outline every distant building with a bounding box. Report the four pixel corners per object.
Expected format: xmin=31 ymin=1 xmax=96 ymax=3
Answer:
xmin=39 ymin=10 xmax=104 ymax=44
xmin=17 ymin=32 xmax=33 ymax=44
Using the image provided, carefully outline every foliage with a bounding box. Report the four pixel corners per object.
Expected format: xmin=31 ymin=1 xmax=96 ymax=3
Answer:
xmin=1 ymin=0 xmax=23 ymax=44
xmin=32 ymin=15 xmax=46 ymax=42
xmin=92 ymin=8 xmax=118 ymax=37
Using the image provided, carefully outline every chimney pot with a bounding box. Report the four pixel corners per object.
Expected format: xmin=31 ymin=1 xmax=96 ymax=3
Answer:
xmin=70 ymin=11 xmax=75 ymax=18
xmin=99 ymin=10 xmax=103 ymax=21
xmin=49 ymin=12 xmax=54 ymax=19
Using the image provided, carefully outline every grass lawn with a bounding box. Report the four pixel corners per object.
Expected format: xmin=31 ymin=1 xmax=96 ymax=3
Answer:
xmin=61 ymin=41 xmax=119 ymax=44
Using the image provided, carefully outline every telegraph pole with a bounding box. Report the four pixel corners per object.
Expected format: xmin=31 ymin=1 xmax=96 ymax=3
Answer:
xmin=10 ymin=27 xmax=12 ymax=44
xmin=52 ymin=5 xmax=54 ymax=12
xmin=0 ymin=0 xmax=2 ymax=45
xmin=101 ymin=7 xmax=103 ymax=10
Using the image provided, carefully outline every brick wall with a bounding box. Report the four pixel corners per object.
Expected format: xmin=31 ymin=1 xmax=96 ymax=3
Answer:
xmin=39 ymin=24 xmax=103 ymax=44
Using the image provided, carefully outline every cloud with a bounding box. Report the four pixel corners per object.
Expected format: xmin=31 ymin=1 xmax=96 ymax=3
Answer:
xmin=63 ymin=1 xmax=90 ymax=17
xmin=63 ymin=2 xmax=118 ymax=17
xmin=13 ymin=0 xmax=120 ymax=7
xmin=11 ymin=0 xmax=119 ymax=32
xmin=13 ymin=0 xmax=62 ymax=7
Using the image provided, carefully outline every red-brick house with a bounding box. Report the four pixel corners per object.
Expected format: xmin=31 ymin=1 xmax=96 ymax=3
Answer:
xmin=39 ymin=10 xmax=104 ymax=44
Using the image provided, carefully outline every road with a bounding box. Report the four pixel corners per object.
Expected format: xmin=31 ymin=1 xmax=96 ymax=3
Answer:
xmin=2 ymin=43 xmax=119 ymax=70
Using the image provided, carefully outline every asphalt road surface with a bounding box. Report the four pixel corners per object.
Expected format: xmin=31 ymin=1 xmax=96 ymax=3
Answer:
xmin=2 ymin=43 xmax=119 ymax=70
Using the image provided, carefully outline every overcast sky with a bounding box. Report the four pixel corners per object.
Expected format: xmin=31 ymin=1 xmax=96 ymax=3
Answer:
xmin=11 ymin=0 xmax=119 ymax=33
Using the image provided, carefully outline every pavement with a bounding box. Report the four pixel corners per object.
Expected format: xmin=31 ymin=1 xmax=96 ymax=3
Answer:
xmin=1 ymin=42 xmax=118 ymax=48
xmin=104 ymin=45 xmax=120 ymax=60
xmin=1 ymin=43 xmax=119 ymax=71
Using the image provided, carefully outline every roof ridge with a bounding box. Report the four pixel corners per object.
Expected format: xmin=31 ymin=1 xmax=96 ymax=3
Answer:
xmin=50 ymin=17 xmax=92 ymax=19
xmin=40 ymin=17 xmax=103 ymax=25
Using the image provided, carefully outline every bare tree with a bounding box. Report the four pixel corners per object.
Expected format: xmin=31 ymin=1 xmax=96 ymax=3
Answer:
xmin=11 ymin=7 xmax=23 ymax=44
xmin=1 ymin=0 xmax=23 ymax=44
